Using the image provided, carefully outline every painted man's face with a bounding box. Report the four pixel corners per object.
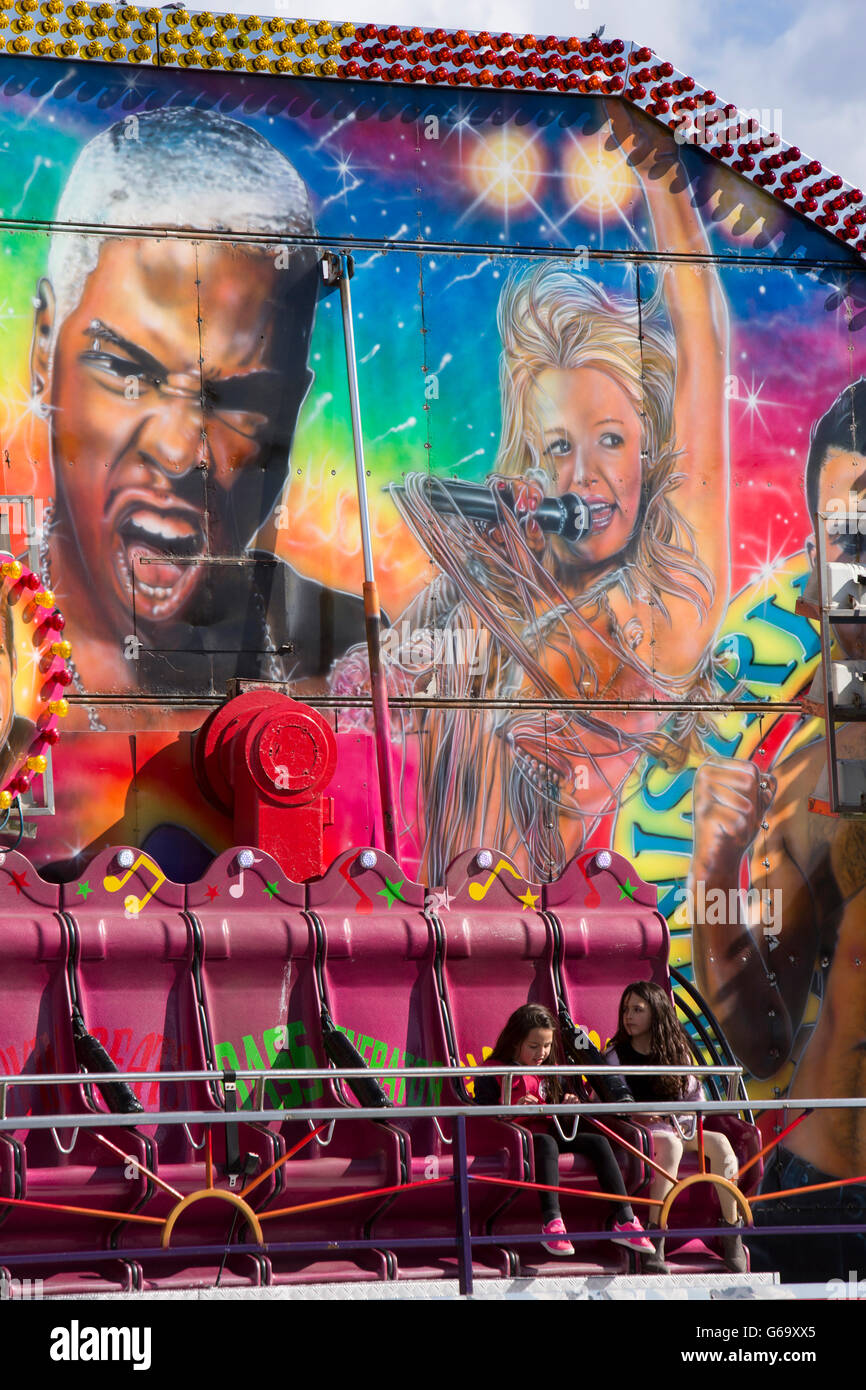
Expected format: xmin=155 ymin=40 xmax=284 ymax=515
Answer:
xmin=37 ymin=238 xmax=308 ymax=631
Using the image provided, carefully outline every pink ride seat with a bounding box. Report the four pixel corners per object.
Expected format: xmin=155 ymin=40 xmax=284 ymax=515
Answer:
xmin=190 ymin=847 xmax=407 ymax=1283
xmin=0 ymin=854 xmax=153 ymax=1285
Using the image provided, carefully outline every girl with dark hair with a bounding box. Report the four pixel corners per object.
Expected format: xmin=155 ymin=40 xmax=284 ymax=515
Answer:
xmin=606 ymin=982 xmax=745 ymax=1272
xmin=474 ymin=1003 xmax=653 ymax=1258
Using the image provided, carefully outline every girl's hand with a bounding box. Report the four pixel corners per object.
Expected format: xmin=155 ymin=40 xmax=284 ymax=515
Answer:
xmin=563 ymin=1093 xmax=581 ymax=1105
xmin=519 ymin=1094 xmax=541 ymax=1105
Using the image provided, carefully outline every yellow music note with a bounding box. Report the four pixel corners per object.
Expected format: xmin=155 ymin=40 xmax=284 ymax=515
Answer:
xmin=468 ymin=859 xmax=522 ymax=901
xmin=103 ymin=854 xmax=166 ymax=915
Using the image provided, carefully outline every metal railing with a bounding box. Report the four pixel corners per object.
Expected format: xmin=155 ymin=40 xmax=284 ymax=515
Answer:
xmin=0 ymin=1060 xmax=864 ymax=1296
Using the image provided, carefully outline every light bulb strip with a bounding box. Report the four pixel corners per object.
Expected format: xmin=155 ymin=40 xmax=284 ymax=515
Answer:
xmin=0 ymin=556 xmax=67 ymax=810
xmin=0 ymin=5 xmax=860 ymax=258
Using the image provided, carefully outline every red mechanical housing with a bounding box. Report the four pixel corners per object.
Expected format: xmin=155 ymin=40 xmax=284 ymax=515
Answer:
xmin=194 ymin=691 xmax=337 ymax=881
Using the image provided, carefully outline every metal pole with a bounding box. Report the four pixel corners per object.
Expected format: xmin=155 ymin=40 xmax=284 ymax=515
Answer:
xmin=333 ymin=253 xmax=399 ymax=860
xmin=453 ymin=1113 xmax=474 ymax=1296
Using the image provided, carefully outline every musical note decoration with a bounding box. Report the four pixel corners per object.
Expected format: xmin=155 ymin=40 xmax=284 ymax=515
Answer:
xmin=468 ymin=858 xmax=538 ymax=909
xmin=102 ymin=853 xmax=166 ymax=916
xmin=229 ymin=854 xmax=262 ymax=899
xmin=468 ymin=858 xmax=521 ymax=901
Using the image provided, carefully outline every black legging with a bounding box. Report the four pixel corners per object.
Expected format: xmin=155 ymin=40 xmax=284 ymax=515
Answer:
xmin=532 ymin=1128 xmax=634 ymax=1225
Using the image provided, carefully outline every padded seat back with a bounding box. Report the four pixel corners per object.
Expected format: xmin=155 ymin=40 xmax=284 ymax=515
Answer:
xmin=61 ymin=849 xmax=204 ymax=1160
xmin=187 ymin=848 xmax=318 ymax=1114
xmin=0 ymin=855 xmax=75 ymax=1150
xmin=434 ymin=850 xmax=555 ymax=1101
xmin=544 ymin=852 xmax=669 ymax=1050
xmin=310 ymin=849 xmax=442 ymax=1146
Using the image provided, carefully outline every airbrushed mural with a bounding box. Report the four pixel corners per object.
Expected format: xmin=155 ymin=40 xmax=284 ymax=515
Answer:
xmin=1 ymin=54 xmax=866 ymax=1267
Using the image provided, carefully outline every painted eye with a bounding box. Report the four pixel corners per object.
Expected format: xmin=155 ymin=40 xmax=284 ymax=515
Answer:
xmin=599 ymin=431 xmax=625 ymax=448
xmin=543 ymin=436 xmax=571 ymax=458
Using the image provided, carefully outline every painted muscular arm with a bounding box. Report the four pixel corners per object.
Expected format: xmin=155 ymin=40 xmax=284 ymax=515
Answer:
xmin=607 ymin=102 xmax=730 ymax=673
xmin=689 ymin=756 xmax=820 ymax=1078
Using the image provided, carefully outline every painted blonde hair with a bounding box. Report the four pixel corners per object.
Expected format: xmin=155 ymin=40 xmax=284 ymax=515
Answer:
xmin=494 ymin=265 xmax=712 ymax=622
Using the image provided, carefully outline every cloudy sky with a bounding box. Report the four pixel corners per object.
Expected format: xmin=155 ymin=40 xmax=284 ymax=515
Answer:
xmin=224 ymin=0 xmax=866 ymax=189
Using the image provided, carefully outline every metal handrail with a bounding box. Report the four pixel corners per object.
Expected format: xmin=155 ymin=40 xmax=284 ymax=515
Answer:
xmin=0 ymin=1062 xmax=744 ymax=1085
xmin=0 ymin=1096 xmax=861 ymax=1132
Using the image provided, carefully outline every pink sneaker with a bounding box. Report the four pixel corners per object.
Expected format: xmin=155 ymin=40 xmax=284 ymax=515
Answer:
xmin=610 ymin=1217 xmax=654 ymax=1252
xmin=541 ymin=1218 xmax=575 ymax=1256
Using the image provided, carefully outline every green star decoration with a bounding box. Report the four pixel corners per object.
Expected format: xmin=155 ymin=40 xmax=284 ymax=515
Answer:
xmin=377 ymin=878 xmax=406 ymax=908
xmin=619 ymin=879 xmax=637 ymax=901
xmin=76 ymin=881 xmax=92 ymax=900
xmin=264 ymin=882 xmax=279 ymax=899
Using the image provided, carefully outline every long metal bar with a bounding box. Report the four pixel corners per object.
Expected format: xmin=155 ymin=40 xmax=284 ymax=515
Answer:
xmin=815 ymin=511 xmax=841 ymax=812
xmin=581 ymin=1113 xmax=677 ymax=1185
xmin=68 ymin=692 xmax=808 ymax=713
xmin=750 ymin=1173 xmax=866 ymax=1203
xmin=1 ymin=1097 xmax=860 ymax=1131
xmin=90 ymin=1132 xmax=183 ymax=1201
xmin=0 ymin=217 xmax=852 ymax=271
xmin=453 ymin=1114 xmax=473 ymax=1296
xmin=338 ymin=259 xmax=375 ymax=582
xmin=0 ymin=1063 xmax=743 ymax=1085
xmin=2 ymin=1224 xmax=866 ymax=1273
xmin=238 ymin=1122 xmax=330 ymax=1200
xmin=257 ymin=1173 xmax=452 ymax=1221
xmin=335 ymin=252 xmax=398 ymax=859
xmin=0 ymin=1194 xmax=164 ymax=1224
xmin=737 ymin=1111 xmax=812 ymax=1178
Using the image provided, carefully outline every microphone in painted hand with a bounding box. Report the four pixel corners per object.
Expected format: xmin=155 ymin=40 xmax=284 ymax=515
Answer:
xmin=391 ymin=478 xmax=593 ymax=544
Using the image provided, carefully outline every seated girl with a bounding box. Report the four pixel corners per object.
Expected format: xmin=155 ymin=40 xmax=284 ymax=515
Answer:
xmin=474 ymin=1003 xmax=653 ymax=1259
xmin=605 ymin=981 xmax=745 ymax=1273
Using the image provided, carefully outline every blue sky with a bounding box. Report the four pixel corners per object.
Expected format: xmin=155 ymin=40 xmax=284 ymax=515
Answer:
xmin=223 ymin=0 xmax=866 ymax=190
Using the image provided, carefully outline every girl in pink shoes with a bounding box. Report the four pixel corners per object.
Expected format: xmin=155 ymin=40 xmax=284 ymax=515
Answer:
xmin=475 ymin=1004 xmax=652 ymax=1258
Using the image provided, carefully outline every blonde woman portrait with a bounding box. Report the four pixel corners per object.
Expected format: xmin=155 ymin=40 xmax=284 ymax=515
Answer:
xmin=334 ymin=112 xmax=731 ymax=882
